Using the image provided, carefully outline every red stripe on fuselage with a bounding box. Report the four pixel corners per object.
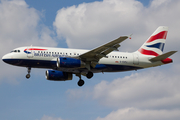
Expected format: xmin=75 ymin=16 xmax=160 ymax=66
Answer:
xmin=146 ymin=31 xmax=167 ymax=43
xmin=138 ymin=48 xmax=159 ymax=56
xmin=24 ymin=48 xmax=47 ymax=51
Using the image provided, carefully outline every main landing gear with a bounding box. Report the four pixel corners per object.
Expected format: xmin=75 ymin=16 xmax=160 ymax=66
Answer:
xmin=77 ymin=74 xmax=84 ymax=87
xmin=77 ymin=71 xmax=94 ymax=87
xmin=86 ymin=71 xmax=93 ymax=79
xmin=78 ymin=79 xmax=85 ymax=87
xmin=26 ymin=67 xmax=31 ymax=79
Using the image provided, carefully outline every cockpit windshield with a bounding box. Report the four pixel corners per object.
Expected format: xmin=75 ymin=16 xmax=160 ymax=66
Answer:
xmin=11 ymin=50 xmax=20 ymax=53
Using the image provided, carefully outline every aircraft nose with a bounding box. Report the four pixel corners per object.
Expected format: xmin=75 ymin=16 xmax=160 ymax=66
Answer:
xmin=2 ymin=54 xmax=8 ymax=63
xmin=2 ymin=54 xmax=12 ymax=64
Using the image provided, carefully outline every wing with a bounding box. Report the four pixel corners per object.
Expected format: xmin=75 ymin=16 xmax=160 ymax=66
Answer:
xmin=79 ymin=36 xmax=129 ymax=69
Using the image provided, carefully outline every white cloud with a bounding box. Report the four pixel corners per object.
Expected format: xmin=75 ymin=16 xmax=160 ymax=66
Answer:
xmin=54 ymin=0 xmax=180 ymax=54
xmin=96 ymin=107 xmax=180 ymax=120
xmin=0 ymin=0 xmax=57 ymax=84
xmin=54 ymin=0 xmax=145 ymax=50
xmin=92 ymin=66 xmax=180 ymax=109
xmin=56 ymin=1 xmax=180 ymax=119
xmin=40 ymin=115 xmax=63 ymax=120
xmin=67 ymin=65 xmax=180 ymax=109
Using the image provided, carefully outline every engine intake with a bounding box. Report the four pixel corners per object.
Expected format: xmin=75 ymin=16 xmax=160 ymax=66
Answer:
xmin=57 ymin=57 xmax=85 ymax=68
xmin=46 ymin=70 xmax=72 ymax=81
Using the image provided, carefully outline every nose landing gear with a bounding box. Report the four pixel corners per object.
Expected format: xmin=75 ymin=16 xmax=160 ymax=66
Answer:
xmin=26 ymin=67 xmax=31 ymax=79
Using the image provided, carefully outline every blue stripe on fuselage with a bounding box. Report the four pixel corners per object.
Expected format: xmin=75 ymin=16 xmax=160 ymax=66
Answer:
xmin=2 ymin=59 xmax=142 ymax=72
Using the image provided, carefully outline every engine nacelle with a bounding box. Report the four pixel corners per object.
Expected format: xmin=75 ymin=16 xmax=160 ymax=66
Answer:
xmin=57 ymin=57 xmax=85 ymax=68
xmin=46 ymin=70 xmax=72 ymax=81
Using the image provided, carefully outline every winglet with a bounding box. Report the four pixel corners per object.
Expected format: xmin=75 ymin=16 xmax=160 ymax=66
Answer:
xmin=129 ymin=34 xmax=133 ymax=39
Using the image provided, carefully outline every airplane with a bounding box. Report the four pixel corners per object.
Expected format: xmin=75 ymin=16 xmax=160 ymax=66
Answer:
xmin=2 ymin=26 xmax=177 ymax=86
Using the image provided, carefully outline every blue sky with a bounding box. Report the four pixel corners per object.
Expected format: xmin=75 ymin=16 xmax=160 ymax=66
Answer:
xmin=1 ymin=0 xmax=180 ymax=120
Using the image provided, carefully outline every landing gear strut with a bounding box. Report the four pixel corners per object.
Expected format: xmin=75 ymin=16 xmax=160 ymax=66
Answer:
xmin=77 ymin=73 xmax=85 ymax=87
xmin=26 ymin=67 xmax=31 ymax=79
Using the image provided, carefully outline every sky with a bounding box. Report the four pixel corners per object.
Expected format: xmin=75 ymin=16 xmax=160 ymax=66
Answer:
xmin=0 ymin=0 xmax=180 ymax=120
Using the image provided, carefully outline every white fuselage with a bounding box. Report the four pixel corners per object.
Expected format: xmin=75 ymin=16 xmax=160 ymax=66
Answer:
xmin=2 ymin=46 xmax=164 ymax=74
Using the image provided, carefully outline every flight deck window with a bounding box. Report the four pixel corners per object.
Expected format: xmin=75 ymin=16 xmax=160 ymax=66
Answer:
xmin=18 ymin=50 xmax=20 ymax=52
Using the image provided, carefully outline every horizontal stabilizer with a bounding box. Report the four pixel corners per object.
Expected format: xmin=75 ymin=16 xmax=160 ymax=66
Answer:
xmin=150 ymin=51 xmax=177 ymax=61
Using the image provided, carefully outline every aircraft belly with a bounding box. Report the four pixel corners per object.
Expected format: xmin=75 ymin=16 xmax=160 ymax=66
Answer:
xmin=3 ymin=59 xmax=55 ymax=68
xmin=6 ymin=58 xmax=142 ymax=73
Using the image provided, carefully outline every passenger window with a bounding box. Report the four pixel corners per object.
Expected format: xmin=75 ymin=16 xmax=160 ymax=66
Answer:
xmin=18 ymin=50 xmax=20 ymax=52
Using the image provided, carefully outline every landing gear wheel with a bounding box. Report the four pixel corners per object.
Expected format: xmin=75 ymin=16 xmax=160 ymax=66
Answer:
xmin=26 ymin=67 xmax=31 ymax=79
xmin=86 ymin=71 xmax=93 ymax=79
xmin=77 ymin=79 xmax=85 ymax=87
xmin=26 ymin=74 xmax=30 ymax=79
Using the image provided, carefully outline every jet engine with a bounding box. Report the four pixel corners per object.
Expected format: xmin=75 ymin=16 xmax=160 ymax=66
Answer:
xmin=46 ymin=70 xmax=72 ymax=81
xmin=56 ymin=57 xmax=85 ymax=68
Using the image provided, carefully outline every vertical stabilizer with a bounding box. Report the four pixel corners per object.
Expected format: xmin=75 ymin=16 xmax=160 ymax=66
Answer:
xmin=137 ymin=26 xmax=168 ymax=56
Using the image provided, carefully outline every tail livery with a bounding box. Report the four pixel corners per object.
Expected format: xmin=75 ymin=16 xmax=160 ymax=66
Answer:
xmin=137 ymin=26 xmax=177 ymax=64
xmin=138 ymin=26 xmax=168 ymax=56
